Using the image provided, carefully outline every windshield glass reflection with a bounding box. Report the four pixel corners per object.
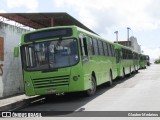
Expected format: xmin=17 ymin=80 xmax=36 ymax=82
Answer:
xmin=21 ymin=39 xmax=79 ymax=71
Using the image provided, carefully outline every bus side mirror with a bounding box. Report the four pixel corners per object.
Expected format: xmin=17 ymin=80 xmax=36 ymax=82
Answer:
xmin=14 ymin=47 xmax=19 ymax=57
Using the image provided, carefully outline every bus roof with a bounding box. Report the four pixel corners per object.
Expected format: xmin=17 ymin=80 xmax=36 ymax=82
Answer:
xmin=22 ymin=25 xmax=76 ymax=35
xmin=114 ymin=42 xmax=134 ymax=51
xmin=76 ymin=26 xmax=115 ymax=45
xmin=22 ymin=25 xmax=115 ymax=45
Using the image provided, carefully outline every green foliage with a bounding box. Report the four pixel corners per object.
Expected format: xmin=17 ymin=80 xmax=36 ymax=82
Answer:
xmin=154 ymin=58 xmax=160 ymax=64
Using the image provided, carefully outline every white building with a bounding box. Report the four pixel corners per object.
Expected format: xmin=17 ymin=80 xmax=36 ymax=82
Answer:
xmin=114 ymin=36 xmax=141 ymax=54
xmin=130 ymin=36 xmax=141 ymax=54
xmin=0 ymin=22 xmax=29 ymax=98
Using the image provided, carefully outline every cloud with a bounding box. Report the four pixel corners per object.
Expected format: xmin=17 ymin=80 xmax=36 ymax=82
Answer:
xmin=53 ymin=0 xmax=160 ymax=33
xmin=0 ymin=10 xmax=6 ymax=13
xmin=142 ymin=46 xmax=160 ymax=63
xmin=7 ymin=0 xmax=39 ymax=12
xmin=52 ymin=0 xmax=160 ymax=61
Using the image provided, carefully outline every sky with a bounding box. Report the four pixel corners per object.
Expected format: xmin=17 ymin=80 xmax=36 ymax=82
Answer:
xmin=1 ymin=0 xmax=160 ymax=62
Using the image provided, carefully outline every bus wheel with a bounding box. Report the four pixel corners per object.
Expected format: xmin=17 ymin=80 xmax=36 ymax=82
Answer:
xmin=86 ymin=76 xmax=96 ymax=96
xmin=136 ymin=66 xmax=138 ymax=73
xmin=134 ymin=66 xmax=136 ymax=73
xmin=121 ymin=68 xmax=125 ymax=80
xmin=107 ymin=72 xmax=113 ymax=87
xmin=129 ymin=67 xmax=131 ymax=76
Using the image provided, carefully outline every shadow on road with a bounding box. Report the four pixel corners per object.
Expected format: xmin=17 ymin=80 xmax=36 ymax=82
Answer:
xmin=114 ymin=71 xmax=139 ymax=85
xmin=20 ymin=71 xmax=139 ymax=116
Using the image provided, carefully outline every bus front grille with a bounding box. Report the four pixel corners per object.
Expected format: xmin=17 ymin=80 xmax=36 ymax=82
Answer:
xmin=32 ymin=75 xmax=70 ymax=89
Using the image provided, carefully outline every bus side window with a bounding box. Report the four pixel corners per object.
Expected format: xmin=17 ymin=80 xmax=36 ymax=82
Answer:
xmin=122 ymin=49 xmax=125 ymax=59
xmin=103 ymin=42 xmax=107 ymax=56
xmin=83 ymin=37 xmax=88 ymax=56
xmin=98 ymin=40 xmax=104 ymax=56
xmin=88 ymin=37 xmax=94 ymax=55
xmin=130 ymin=51 xmax=132 ymax=59
xmin=107 ymin=43 xmax=111 ymax=56
xmin=124 ymin=49 xmax=127 ymax=59
xmin=127 ymin=50 xmax=129 ymax=59
xmin=115 ymin=49 xmax=121 ymax=63
xmin=109 ymin=44 xmax=112 ymax=57
xmin=129 ymin=51 xmax=131 ymax=59
xmin=111 ymin=44 xmax=113 ymax=57
xmin=126 ymin=50 xmax=128 ymax=59
xmin=80 ymin=37 xmax=88 ymax=57
xmin=93 ymin=38 xmax=99 ymax=55
xmin=128 ymin=50 xmax=130 ymax=59
xmin=111 ymin=45 xmax=115 ymax=57
xmin=106 ymin=43 xmax=109 ymax=56
xmin=96 ymin=39 xmax=100 ymax=55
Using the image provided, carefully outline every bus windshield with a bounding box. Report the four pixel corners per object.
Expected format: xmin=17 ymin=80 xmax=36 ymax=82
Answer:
xmin=21 ymin=39 xmax=79 ymax=71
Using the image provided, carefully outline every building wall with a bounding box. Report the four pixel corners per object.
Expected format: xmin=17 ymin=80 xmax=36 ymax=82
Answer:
xmin=130 ymin=36 xmax=141 ymax=54
xmin=114 ymin=36 xmax=141 ymax=54
xmin=0 ymin=22 xmax=29 ymax=98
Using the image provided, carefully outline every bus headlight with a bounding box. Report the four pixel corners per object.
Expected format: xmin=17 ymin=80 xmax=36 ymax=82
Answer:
xmin=73 ymin=76 xmax=78 ymax=81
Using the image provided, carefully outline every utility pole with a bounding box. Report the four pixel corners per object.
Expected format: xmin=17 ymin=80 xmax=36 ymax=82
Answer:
xmin=114 ymin=31 xmax=118 ymax=43
xmin=127 ymin=27 xmax=131 ymax=46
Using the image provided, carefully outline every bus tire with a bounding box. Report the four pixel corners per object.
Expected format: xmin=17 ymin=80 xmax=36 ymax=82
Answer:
xmin=107 ymin=71 xmax=113 ymax=87
xmin=134 ymin=66 xmax=136 ymax=73
xmin=136 ymin=66 xmax=138 ymax=73
xmin=129 ymin=67 xmax=131 ymax=76
xmin=109 ymin=71 xmax=113 ymax=86
xmin=86 ymin=76 xmax=96 ymax=96
xmin=121 ymin=68 xmax=125 ymax=80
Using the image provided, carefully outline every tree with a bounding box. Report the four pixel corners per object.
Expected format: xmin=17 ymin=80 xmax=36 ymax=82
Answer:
xmin=154 ymin=57 xmax=160 ymax=64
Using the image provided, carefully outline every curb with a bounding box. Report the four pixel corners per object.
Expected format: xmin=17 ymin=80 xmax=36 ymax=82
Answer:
xmin=0 ymin=96 xmax=43 ymax=111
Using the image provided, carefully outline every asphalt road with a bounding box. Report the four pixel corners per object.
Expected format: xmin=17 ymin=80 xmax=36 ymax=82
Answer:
xmin=19 ymin=64 xmax=160 ymax=117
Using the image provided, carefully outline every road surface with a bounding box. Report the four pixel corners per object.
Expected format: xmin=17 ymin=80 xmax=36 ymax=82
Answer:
xmin=19 ymin=64 xmax=160 ymax=117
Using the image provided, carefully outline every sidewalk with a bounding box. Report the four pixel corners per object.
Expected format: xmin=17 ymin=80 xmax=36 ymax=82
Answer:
xmin=0 ymin=94 xmax=41 ymax=111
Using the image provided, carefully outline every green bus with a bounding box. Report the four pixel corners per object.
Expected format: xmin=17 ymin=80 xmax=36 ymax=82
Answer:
xmin=114 ymin=43 xmax=139 ymax=78
xmin=139 ymin=54 xmax=150 ymax=69
xmin=15 ymin=26 xmax=117 ymax=96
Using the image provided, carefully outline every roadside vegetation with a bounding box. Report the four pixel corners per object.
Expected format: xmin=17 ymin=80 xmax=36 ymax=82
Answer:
xmin=154 ymin=58 xmax=160 ymax=64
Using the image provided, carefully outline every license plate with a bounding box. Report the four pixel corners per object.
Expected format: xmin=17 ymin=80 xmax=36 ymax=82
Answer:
xmin=47 ymin=89 xmax=56 ymax=93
